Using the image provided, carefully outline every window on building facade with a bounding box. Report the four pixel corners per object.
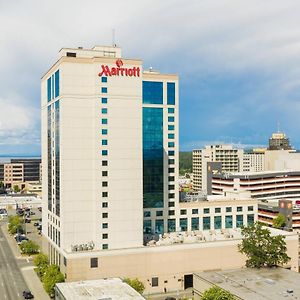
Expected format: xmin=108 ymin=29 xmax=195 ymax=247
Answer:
xmin=225 ymin=215 xmax=233 ymax=228
xmin=191 ymin=217 xmax=199 ymax=230
xmin=214 ymin=216 xmax=222 ymax=229
xmin=203 ymin=217 xmax=211 ymax=230
xmin=90 ymin=258 xmax=98 ymax=268
xmin=142 ymin=81 xmax=163 ymax=104
xmin=180 ymin=218 xmax=188 ymax=231
xmin=168 ymin=219 xmax=176 ymax=232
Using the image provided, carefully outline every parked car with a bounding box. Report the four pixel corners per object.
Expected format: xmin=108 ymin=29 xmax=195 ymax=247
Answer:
xmin=33 ymin=222 xmax=40 ymax=227
xmin=29 ymin=211 xmax=35 ymax=215
xmin=0 ymin=208 xmax=8 ymax=217
xmin=16 ymin=235 xmax=28 ymax=244
xmin=38 ymin=207 xmax=42 ymax=212
xmin=24 ymin=218 xmax=31 ymax=223
xmin=23 ymin=290 xmax=34 ymax=299
xmin=16 ymin=209 xmax=24 ymax=216
xmin=37 ymin=225 xmax=42 ymax=231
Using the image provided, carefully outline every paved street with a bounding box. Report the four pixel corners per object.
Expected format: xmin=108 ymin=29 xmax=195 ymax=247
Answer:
xmin=0 ymin=224 xmax=28 ymax=300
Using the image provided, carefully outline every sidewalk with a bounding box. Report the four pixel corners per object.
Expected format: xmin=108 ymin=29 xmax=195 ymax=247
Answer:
xmin=21 ymin=266 xmax=50 ymax=300
xmin=1 ymin=223 xmax=50 ymax=300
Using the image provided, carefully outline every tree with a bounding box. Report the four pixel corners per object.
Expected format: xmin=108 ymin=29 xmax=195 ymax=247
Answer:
xmin=238 ymin=222 xmax=290 ymax=268
xmin=273 ymin=213 xmax=286 ymax=229
xmin=0 ymin=181 xmax=4 ymax=188
xmin=13 ymin=185 xmax=20 ymax=193
xmin=19 ymin=240 xmax=40 ymax=255
xmin=8 ymin=215 xmax=22 ymax=234
xmin=43 ymin=265 xmax=65 ymax=297
xmin=201 ymin=286 xmax=235 ymax=300
xmin=34 ymin=253 xmax=49 ymax=279
xmin=123 ymin=278 xmax=145 ymax=294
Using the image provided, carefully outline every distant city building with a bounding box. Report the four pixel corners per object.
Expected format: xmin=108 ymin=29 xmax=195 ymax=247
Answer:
xmin=192 ymin=145 xmax=243 ymax=193
xmin=0 ymin=158 xmax=41 ymax=187
xmin=258 ymin=199 xmax=300 ymax=231
xmin=268 ymin=132 xmax=292 ymax=150
xmin=211 ymin=170 xmax=300 ymax=202
xmin=242 ymin=148 xmax=266 ymax=172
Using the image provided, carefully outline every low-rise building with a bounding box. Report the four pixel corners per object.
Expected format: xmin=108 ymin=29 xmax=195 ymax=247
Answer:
xmin=258 ymin=199 xmax=300 ymax=231
xmin=48 ymin=227 xmax=298 ymax=295
xmin=55 ymin=278 xmax=145 ymax=300
xmin=194 ymin=267 xmax=300 ymax=299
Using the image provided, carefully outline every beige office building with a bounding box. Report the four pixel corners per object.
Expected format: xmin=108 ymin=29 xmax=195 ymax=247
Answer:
xmin=192 ymin=145 xmax=243 ymax=193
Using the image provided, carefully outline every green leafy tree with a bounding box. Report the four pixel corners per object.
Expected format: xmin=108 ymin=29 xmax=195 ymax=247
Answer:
xmin=123 ymin=278 xmax=145 ymax=294
xmin=201 ymin=286 xmax=235 ymax=300
xmin=179 ymin=151 xmax=192 ymax=175
xmin=34 ymin=253 xmax=49 ymax=279
xmin=238 ymin=222 xmax=290 ymax=268
xmin=19 ymin=240 xmax=40 ymax=255
xmin=272 ymin=213 xmax=286 ymax=229
xmin=43 ymin=265 xmax=65 ymax=296
xmin=13 ymin=185 xmax=20 ymax=193
xmin=8 ymin=215 xmax=22 ymax=234
xmin=0 ymin=181 xmax=4 ymax=189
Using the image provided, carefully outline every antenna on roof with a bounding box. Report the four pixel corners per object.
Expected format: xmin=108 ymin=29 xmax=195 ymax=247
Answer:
xmin=112 ymin=29 xmax=116 ymax=47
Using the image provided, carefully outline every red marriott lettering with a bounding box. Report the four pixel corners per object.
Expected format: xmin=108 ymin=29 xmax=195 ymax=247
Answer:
xmin=98 ymin=59 xmax=140 ymax=77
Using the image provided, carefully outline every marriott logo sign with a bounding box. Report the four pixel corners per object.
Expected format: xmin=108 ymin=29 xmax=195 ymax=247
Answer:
xmin=98 ymin=59 xmax=140 ymax=77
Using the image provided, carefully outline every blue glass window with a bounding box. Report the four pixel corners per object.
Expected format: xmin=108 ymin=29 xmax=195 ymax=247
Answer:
xmin=203 ymin=217 xmax=211 ymax=230
xmin=102 ymin=108 xmax=107 ymax=114
xmin=168 ymin=108 xmax=174 ymax=114
xmin=168 ymin=219 xmax=176 ymax=232
xmin=168 ymin=116 xmax=174 ymax=122
xmin=102 ymin=87 xmax=107 ymax=93
xmin=236 ymin=215 xmax=243 ymax=228
xmin=155 ymin=220 xmax=164 ymax=234
xmin=142 ymin=81 xmax=163 ymax=104
xmin=102 ymin=150 xmax=108 ymax=156
xmin=144 ymin=211 xmax=151 ymax=218
xmin=168 ymin=134 xmax=175 ymax=139
xmin=247 ymin=214 xmax=254 ymax=225
xmin=168 ymin=151 xmax=174 ymax=156
xmin=191 ymin=218 xmax=199 ymax=230
xmin=168 ymin=142 xmax=175 ymax=147
xmin=101 ymin=77 xmax=107 ymax=83
xmin=102 ymin=129 xmax=108 ymax=135
xmin=102 ymin=140 xmax=108 ymax=145
xmin=180 ymin=218 xmax=187 ymax=231
xmin=143 ymin=107 xmax=164 ymax=208
xmin=167 ymin=82 xmax=175 ymax=105
xmin=214 ymin=216 xmax=222 ymax=229
xmin=47 ymin=78 xmax=51 ymax=102
xmin=101 ymin=98 xmax=108 ymax=104
xmin=168 ymin=125 xmax=174 ymax=131
xmin=102 ymin=119 xmax=108 ymax=125
xmin=225 ymin=215 xmax=233 ymax=228
xmin=54 ymin=70 xmax=60 ymax=98
xmin=143 ymin=220 xmax=152 ymax=234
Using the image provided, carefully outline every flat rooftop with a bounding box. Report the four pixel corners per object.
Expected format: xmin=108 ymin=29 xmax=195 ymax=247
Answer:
xmin=56 ymin=278 xmax=145 ymax=300
xmin=147 ymin=227 xmax=294 ymax=247
xmin=194 ymin=268 xmax=300 ymax=299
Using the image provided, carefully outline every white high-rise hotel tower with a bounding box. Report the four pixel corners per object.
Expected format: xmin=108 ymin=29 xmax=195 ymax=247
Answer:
xmin=41 ymin=46 xmax=179 ymax=265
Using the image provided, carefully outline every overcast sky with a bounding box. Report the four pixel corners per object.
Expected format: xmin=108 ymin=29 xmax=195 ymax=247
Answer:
xmin=1 ymin=0 xmax=300 ymax=155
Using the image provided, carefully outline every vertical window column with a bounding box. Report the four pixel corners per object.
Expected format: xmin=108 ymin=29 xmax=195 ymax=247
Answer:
xmin=101 ymin=77 xmax=108 ymax=250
